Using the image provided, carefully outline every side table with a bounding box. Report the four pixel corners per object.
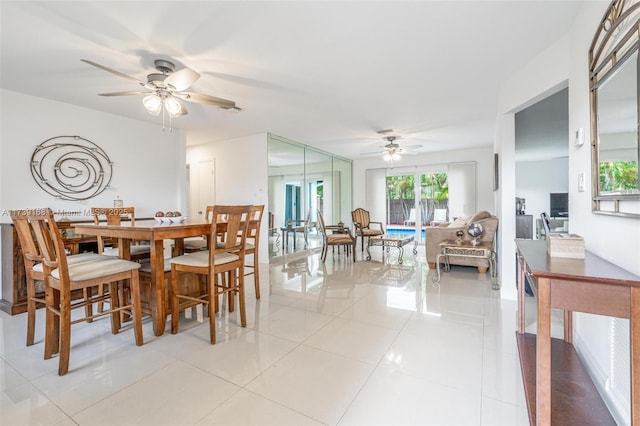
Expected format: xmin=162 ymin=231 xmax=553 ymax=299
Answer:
xmin=433 ymin=240 xmax=498 ymax=289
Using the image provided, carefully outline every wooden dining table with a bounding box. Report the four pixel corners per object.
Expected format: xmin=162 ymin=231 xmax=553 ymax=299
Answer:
xmin=73 ymin=219 xmax=210 ymax=336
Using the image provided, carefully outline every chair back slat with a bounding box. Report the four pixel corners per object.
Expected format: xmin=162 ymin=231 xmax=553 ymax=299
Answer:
xmin=10 ymin=210 xmax=43 ymax=264
xmin=247 ymin=205 xmax=265 ymax=240
xmin=26 ymin=208 xmax=68 ymax=279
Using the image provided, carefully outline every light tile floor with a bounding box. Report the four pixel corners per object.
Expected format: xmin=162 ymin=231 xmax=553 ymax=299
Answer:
xmin=1 ymin=246 xmax=560 ymax=425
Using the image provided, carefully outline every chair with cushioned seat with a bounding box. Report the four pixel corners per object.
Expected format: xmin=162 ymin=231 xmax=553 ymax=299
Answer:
xmin=91 ymin=206 xmax=150 ymax=313
xmin=169 ymin=205 xmax=252 ymax=344
xmin=27 ymin=208 xmax=144 ymax=375
xmin=351 ymin=208 xmax=384 ymax=251
xmin=10 ymin=210 xmax=106 ymax=347
xmin=182 ymin=206 xmax=215 ymax=253
xmin=317 ymin=210 xmax=356 ymax=263
xmin=91 ymin=207 xmax=151 ymax=260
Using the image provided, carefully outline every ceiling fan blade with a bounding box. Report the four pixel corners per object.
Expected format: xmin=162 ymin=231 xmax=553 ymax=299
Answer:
xmin=165 ymin=68 xmax=200 ymax=91
xmin=175 ymin=92 xmax=237 ymax=109
xmin=98 ymin=91 xmax=152 ymax=96
xmin=404 ymin=144 xmax=423 ymax=150
xmin=81 ymin=59 xmax=145 ymax=85
xmin=360 ymin=150 xmax=385 ymax=155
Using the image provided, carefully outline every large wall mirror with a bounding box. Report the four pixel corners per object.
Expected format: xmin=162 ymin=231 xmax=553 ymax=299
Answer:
xmin=267 ymin=134 xmax=353 ymax=258
xmin=589 ymin=0 xmax=640 ymax=218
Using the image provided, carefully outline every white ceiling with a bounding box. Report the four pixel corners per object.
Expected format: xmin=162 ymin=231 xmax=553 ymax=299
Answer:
xmin=1 ymin=1 xmax=589 ymax=160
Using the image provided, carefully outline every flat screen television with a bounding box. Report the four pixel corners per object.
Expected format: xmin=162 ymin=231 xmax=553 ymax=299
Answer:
xmin=550 ymin=193 xmax=569 ymax=218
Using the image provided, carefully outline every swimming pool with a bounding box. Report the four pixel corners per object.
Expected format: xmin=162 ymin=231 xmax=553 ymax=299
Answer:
xmin=386 ymin=227 xmax=426 ymax=238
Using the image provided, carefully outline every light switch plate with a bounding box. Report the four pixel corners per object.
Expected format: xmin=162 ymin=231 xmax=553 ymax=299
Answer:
xmin=575 ymin=128 xmax=585 ymax=147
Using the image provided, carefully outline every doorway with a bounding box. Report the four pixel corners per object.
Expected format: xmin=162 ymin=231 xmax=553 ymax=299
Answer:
xmin=515 ymin=87 xmax=569 ymax=240
xmin=285 ymin=183 xmax=302 ymax=223
xmin=188 ymin=159 xmax=215 ymax=220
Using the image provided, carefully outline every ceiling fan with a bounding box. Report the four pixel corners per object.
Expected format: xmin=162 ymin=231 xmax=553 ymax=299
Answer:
xmin=81 ymin=58 xmax=240 ymax=127
xmin=360 ymin=130 xmax=423 ymax=162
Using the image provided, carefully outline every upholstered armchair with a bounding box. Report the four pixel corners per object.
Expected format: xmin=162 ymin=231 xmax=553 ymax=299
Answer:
xmin=351 ymin=208 xmax=385 ymax=251
xmin=425 ymin=211 xmax=499 ymax=273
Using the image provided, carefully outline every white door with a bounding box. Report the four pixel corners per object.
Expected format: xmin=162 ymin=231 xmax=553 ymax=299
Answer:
xmin=190 ymin=160 xmax=215 ymax=220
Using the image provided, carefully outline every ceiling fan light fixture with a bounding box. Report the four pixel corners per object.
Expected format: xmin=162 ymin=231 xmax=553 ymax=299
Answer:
xmin=164 ymin=96 xmax=184 ymax=118
xmin=382 ymin=149 xmax=401 ymax=162
xmin=142 ymin=94 xmax=162 ymax=116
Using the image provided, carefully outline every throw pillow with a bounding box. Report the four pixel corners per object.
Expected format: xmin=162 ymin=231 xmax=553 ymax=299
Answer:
xmin=449 ymin=217 xmax=468 ymax=228
xmin=468 ymin=211 xmax=492 ymax=223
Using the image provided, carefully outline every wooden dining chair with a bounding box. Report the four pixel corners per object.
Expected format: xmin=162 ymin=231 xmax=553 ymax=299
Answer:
xmin=91 ymin=207 xmax=151 ymax=261
xmin=9 ymin=210 xmax=106 ymax=346
xmin=183 ymin=206 xmax=215 ymax=253
xmin=169 ymin=205 xmax=252 ymax=344
xmin=27 ymin=208 xmax=144 ymax=375
xmin=91 ymin=207 xmax=150 ymax=313
xmin=244 ymin=204 xmax=264 ymax=299
xmin=317 ymin=210 xmax=356 ymax=263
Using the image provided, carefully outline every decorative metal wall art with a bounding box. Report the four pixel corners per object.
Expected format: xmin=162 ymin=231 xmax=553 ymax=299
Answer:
xmin=30 ymin=135 xmax=113 ymax=201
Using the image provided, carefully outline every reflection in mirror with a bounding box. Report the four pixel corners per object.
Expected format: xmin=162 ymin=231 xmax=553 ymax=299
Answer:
xmin=597 ymin=51 xmax=639 ymax=195
xmin=589 ymin=0 xmax=640 ymax=217
xmin=267 ymin=134 xmax=352 ymax=259
xmin=268 ymin=137 xmax=304 ymax=257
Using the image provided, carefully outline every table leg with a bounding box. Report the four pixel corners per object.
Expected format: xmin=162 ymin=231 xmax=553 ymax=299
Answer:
xmin=564 ymin=311 xmax=573 ymax=344
xmin=398 ymin=246 xmax=404 ymax=264
xmin=412 ymin=241 xmax=418 ymax=255
xmin=292 ymin=229 xmax=296 ymax=250
xmin=366 ymin=240 xmax=372 ymax=261
xmin=517 ymin=254 xmax=525 ymax=334
xmin=536 ymin=277 xmax=552 ymax=425
xmin=490 ymin=251 xmax=499 ymax=290
xmin=150 ymin=240 xmax=166 ymax=336
xmin=433 ymin=253 xmax=443 ymax=283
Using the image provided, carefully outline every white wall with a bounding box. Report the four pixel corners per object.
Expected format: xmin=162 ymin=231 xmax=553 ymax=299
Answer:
xmin=516 ymin=157 xmax=569 ymax=236
xmin=496 ymin=34 xmax=572 ymax=300
xmin=0 ymin=90 xmax=186 ymax=220
xmin=0 ymin=89 xmax=186 ymax=298
xmin=497 ymin=2 xmax=639 ymax=423
xmin=186 ymin=134 xmax=269 ymax=264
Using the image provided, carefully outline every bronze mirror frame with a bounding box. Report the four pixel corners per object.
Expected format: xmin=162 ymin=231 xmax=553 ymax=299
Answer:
xmin=589 ymin=0 xmax=640 ymax=218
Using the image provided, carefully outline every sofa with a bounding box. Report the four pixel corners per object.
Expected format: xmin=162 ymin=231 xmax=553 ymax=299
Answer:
xmin=425 ymin=211 xmax=499 ymax=273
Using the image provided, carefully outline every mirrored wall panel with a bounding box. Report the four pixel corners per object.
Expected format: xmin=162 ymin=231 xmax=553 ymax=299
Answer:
xmin=268 ymin=134 xmax=352 ymax=258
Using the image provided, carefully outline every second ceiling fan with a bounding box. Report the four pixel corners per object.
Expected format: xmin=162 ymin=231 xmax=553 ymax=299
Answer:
xmin=360 ymin=130 xmax=423 ymax=162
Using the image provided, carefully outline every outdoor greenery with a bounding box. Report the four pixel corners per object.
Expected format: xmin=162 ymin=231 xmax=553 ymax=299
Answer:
xmin=421 ymin=173 xmax=448 ymax=200
xmin=599 ymin=161 xmax=639 ymax=192
xmin=385 ymin=173 xmax=448 ymax=199
xmin=386 ymin=173 xmax=449 ymax=224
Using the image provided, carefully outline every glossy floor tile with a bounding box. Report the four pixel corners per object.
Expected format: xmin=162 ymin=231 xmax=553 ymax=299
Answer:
xmin=0 ymin=246 xmax=533 ymax=425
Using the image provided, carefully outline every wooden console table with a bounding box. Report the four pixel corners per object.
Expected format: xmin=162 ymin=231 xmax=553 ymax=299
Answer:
xmin=515 ymin=239 xmax=640 ymax=425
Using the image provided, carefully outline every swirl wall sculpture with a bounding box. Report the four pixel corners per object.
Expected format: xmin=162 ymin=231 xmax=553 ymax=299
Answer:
xmin=30 ymin=135 xmax=113 ymax=201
